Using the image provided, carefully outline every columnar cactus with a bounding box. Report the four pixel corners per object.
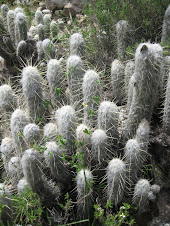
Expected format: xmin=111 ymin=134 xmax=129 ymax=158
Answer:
xmin=83 ymin=70 xmax=102 ymax=127
xmin=42 ymin=38 xmax=55 ymax=61
xmin=44 ymin=141 xmax=69 ymax=184
xmin=66 ymin=55 xmax=84 ymax=116
xmin=76 ymin=124 xmax=91 ymax=167
xmin=97 ymin=101 xmax=119 ymax=148
xmin=124 ymin=60 xmax=135 ymax=98
xmin=10 ymin=109 xmax=29 ymax=155
xmin=76 ymin=169 xmax=93 ymax=219
xmin=47 ymin=59 xmax=65 ymax=108
xmin=126 ymin=74 xmax=136 ymax=113
xmin=111 ymin=59 xmax=125 ymax=105
xmin=21 ymin=66 xmax=44 ymax=121
xmin=55 ymin=105 xmax=76 ymax=154
xmin=16 ymin=40 xmax=27 ymax=58
xmin=116 ymin=20 xmax=129 ymax=60
xmin=50 ymin=20 xmax=58 ymax=38
xmin=107 ymin=158 xmax=126 ymax=206
xmin=91 ymin=129 xmax=108 ymax=165
xmin=15 ymin=12 xmax=27 ymax=45
xmin=43 ymin=14 xmax=51 ymax=38
xmin=35 ymin=10 xmax=43 ymax=27
xmin=0 ymin=84 xmax=17 ymax=119
xmin=1 ymin=4 xmax=8 ymax=26
xmin=36 ymin=40 xmax=44 ymax=62
xmin=37 ymin=23 xmax=45 ymax=41
xmin=0 ymin=137 xmax=15 ymax=172
xmin=132 ymin=179 xmax=151 ymax=212
xmin=136 ymin=119 xmax=150 ymax=151
xmin=23 ymin=123 xmax=41 ymax=146
xmin=161 ymin=4 xmax=170 ymax=45
xmin=43 ymin=122 xmax=58 ymax=141
xmin=163 ymin=72 xmax=170 ymax=135
xmin=123 ymin=43 xmax=163 ymax=140
xmin=17 ymin=177 xmax=31 ymax=194
xmin=70 ymin=33 xmax=85 ymax=58
xmin=29 ymin=25 xmax=37 ymax=38
xmin=8 ymin=156 xmax=22 ymax=186
xmin=14 ymin=7 xmax=23 ymax=15
xmin=7 ymin=10 xmax=15 ymax=45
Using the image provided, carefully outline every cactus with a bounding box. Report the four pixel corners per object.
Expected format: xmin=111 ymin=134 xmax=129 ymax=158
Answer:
xmin=160 ymin=56 xmax=170 ymax=101
xmin=116 ymin=20 xmax=129 ymax=60
xmin=17 ymin=177 xmax=31 ymax=194
xmin=7 ymin=10 xmax=15 ymax=46
xmin=29 ymin=25 xmax=37 ymax=38
xmin=132 ymin=179 xmax=151 ymax=212
xmin=66 ymin=55 xmax=84 ymax=116
xmin=50 ymin=20 xmax=58 ymax=38
xmin=37 ymin=23 xmax=45 ymax=41
xmin=70 ymin=33 xmax=85 ymax=58
xmin=15 ymin=12 xmax=27 ymax=45
xmin=83 ymin=70 xmax=102 ymax=127
xmin=14 ymin=7 xmax=23 ymax=16
xmin=97 ymin=101 xmax=119 ymax=148
xmin=35 ymin=10 xmax=43 ymax=27
xmin=43 ymin=122 xmax=58 ymax=141
xmin=91 ymin=129 xmax=108 ymax=165
xmin=111 ymin=59 xmax=125 ymax=105
xmin=46 ymin=59 xmax=65 ymax=108
xmin=124 ymin=60 xmax=135 ymax=98
xmin=161 ymin=5 xmax=170 ymax=45
xmin=8 ymin=156 xmax=22 ymax=186
xmin=42 ymin=38 xmax=55 ymax=61
xmin=76 ymin=169 xmax=93 ymax=219
xmin=23 ymin=123 xmax=41 ymax=146
xmin=44 ymin=141 xmax=69 ymax=184
xmin=107 ymin=158 xmax=126 ymax=206
xmin=0 ymin=137 xmax=15 ymax=172
xmin=126 ymin=74 xmax=136 ymax=113
xmin=163 ymin=72 xmax=170 ymax=135
xmin=10 ymin=109 xmax=29 ymax=156
xmin=43 ymin=14 xmax=51 ymax=38
xmin=36 ymin=40 xmax=44 ymax=62
xmin=16 ymin=40 xmax=27 ymax=59
xmin=76 ymin=124 xmax=91 ymax=167
xmin=55 ymin=105 xmax=76 ymax=154
xmin=136 ymin=119 xmax=150 ymax=151
xmin=123 ymin=43 xmax=163 ymax=140
xmin=21 ymin=66 xmax=44 ymax=122
xmin=0 ymin=84 xmax=17 ymax=119
xmin=1 ymin=4 xmax=8 ymax=26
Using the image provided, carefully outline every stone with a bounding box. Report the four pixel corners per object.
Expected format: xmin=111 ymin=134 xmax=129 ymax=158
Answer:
xmin=63 ymin=3 xmax=76 ymax=18
xmin=42 ymin=9 xmax=51 ymax=14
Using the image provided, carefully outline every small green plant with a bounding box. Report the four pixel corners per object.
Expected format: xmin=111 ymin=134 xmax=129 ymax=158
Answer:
xmin=56 ymin=134 xmax=67 ymax=148
xmin=12 ymin=186 xmax=43 ymax=225
xmin=93 ymin=201 xmax=136 ymax=226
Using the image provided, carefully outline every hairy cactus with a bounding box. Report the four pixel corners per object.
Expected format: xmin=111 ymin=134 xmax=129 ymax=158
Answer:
xmin=76 ymin=169 xmax=93 ymax=220
xmin=123 ymin=43 xmax=163 ymax=140
xmin=55 ymin=105 xmax=76 ymax=154
xmin=0 ymin=84 xmax=17 ymax=119
xmin=43 ymin=14 xmax=51 ymax=38
xmin=76 ymin=124 xmax=91 ymax=167
xmin=16 ymin=40 xmax=27 ymax=58
xmin=17 ymin=177 xmax=31 ymax=194
xmin=23 ymin=123 xmax=41 ymax=146
xmin=43 ymin=122 xmax=58 ymax=141
xmin=47 ymin=59 xmax=65 ymax=108
xmin=8 ymin=156 xmax=22 ymax=186
xmin=37 ymin=23 xmax=45 ymax=41
xmin=29 ymin=25 xmax=37 ymax=38
xmin=98 ymin=101 xmax=119 ymax=148
xmin=1 ymin=4 xmax=8 ymax=27
xmin=163 ymin=72 xmax=170 ymax=135
xmin=14 ymin=7 xmax=23 ymax=15
xmin=10 ymin=109 xmax=29 ymax=156
xmin=70 ymin=33 xmax=85 ymax=58
xmin=124 ymin=60 xmax=135 ymax=98
xmin=36 ymin=40 xmax=44 ymax=62
xmin=111 ymin=59 xmax=125 ymax=105
xmin=83 ymin=70 xmax=102 ymax=127
xmin=50 ymin=20 xmax=58 ymax=38
xmin=44 ymin=141 xmax=69 ymax=184
xmin=132 ymin=179 xmax=151 ymax=212
xmin=42 ymin=38 xmax=55 ymax=61
xmin=35 ymin=10 xmax=43 ymax=27
xmin=0 ymin=137 xmax=15 ymax=172
xmin=136 ymin=119 xmax=150 ymax=151
xmin=7 ymin=10 xmax=15 ymax=45
xmin=116 ymin=20 xmax=129 ymax=60
xmin=107 ymin=158 xmax=126 ymax=206
xmin=66 ymin=55 xmax=84 ymax=116
xmin=126 ymin=74 xmax=136 ymax=113
xmin=15 ymin=12 xmax=27 ymax=45
xmin=161 ymin=5 xmax=170 ymax=45
xmin=21 ymin=66 xmax=44 ymax=121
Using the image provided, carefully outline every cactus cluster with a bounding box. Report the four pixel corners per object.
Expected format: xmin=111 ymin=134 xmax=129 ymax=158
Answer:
xmin=0 ymin=3 xmax=169 ymax=225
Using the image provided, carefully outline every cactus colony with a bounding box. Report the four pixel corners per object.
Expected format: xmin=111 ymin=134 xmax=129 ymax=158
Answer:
xmin=0 ymin=3 xmax=169 ymax=225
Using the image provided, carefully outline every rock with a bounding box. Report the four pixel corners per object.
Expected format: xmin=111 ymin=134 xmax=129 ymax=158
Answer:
xmin=63 ymin=3 xmax=76 ymax=18
xmin=45 ymin=0 xmax=86 ymax=13
xmin=42 ymin=9 xmax=51 ymax=14
xmin=57 ymin=19 xmax=65 ymax=29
